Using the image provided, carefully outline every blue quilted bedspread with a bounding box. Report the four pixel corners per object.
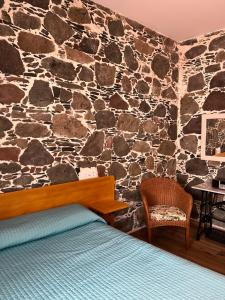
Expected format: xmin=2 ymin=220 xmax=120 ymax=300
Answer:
xmin=1 ymin=210 xmax=225 ymax=299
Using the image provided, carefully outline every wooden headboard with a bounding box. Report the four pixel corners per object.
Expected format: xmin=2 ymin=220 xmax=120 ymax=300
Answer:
xmin=0 ymin=176 xmax=115 ymax=220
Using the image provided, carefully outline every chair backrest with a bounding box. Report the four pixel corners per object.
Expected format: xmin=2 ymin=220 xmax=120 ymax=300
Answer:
xmin=140 ymin=177 xmax=183 ymax=206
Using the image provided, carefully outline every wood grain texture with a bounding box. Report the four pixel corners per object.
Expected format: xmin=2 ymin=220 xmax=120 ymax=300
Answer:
xmin=131 ymin=225 xmax=225 ymax=275
xmin=90 ymin=200 xmax=128 ymax=214
xmin=0 ymin=176 xmax=119 ymax=220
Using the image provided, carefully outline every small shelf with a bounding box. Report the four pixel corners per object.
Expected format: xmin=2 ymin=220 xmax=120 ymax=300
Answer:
xmin=212 ymin=208 xmax=225 ymax=223
xmin=89 ymin=200 xmax=128 ymax=215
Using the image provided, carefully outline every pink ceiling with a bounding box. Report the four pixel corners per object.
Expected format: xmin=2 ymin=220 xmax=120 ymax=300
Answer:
xmin=94 ymin=0 xmax=225 ymax=41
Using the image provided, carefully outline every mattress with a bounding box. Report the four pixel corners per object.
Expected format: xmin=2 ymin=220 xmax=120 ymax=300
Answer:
xmin=0 ymin=204 xmax=225 ymax=300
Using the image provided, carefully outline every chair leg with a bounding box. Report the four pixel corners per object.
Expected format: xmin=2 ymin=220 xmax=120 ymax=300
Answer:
xmin=185 ymin=226 xmax=190 ymax=249
xmin=147 ymin=227 xmax=152 ymax=243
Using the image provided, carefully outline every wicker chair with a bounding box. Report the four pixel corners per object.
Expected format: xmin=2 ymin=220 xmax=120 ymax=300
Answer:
xmin=140 ymin=177 xmax=193 ymax=248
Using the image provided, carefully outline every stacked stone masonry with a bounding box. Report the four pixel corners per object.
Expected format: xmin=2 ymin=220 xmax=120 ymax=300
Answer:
xmin=178 ymin=33 xmax=225 ymax=229
xmin=1 ymin=0 xmax=225 ymax=232
xmin=0 ymin=0 xmax=178 ymax=232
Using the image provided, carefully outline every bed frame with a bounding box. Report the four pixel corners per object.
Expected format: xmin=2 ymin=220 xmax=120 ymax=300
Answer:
xmin=0 ymin=176 xmax=127 ymax=220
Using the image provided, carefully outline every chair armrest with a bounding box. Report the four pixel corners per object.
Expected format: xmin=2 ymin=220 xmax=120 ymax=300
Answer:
xmin=175 ymin=190 xmax=193 ymax=220
xmin=140 ymin=192 xmax=152 ymax=225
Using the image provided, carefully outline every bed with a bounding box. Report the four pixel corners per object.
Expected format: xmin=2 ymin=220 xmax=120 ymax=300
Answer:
xmin=0 ymin=177 xmax=225 ymax=300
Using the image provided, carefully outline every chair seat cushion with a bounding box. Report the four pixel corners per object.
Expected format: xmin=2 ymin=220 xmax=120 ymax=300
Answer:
xmin=149 ymin=205 xmax=186 ymax=222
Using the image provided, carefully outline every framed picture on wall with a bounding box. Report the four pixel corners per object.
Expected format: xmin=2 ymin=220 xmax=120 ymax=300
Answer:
xmin=201 ymin=113 xmax=225 ymax=162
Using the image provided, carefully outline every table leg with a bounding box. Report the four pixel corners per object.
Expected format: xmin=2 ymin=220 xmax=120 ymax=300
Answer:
xmin=196 ymin=191 xmax=205 ymax=240
xmin=208 ymin=193 xmax=214 ymax=234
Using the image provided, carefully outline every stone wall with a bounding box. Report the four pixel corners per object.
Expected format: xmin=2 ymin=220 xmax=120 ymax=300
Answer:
xmin=0 ymin=0 xmax=178 ymax=231
xmin=178 ymin=32 xmax=225 ymax=228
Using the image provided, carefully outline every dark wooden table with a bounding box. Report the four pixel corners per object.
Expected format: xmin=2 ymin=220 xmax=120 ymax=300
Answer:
xmin=192 ymin=182 xmax=225 ymax=241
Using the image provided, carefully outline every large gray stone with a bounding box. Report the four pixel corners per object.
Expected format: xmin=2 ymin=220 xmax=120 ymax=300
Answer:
xmin=72 ymin=92 xmax=91 ymax=110
xmin=24 ymin=0 xmax=49 ymax=9
xmin=187 ymin=73 xmax=205 ymax=92
xmin=94 ymin=99 xmax=105 ymax=111
xmin=151 ymin=54 xmax=170 ymax=79
xmin=145 ymin=156 xmax=154 ymax=170
xmin=183 ymin=115 xmax=201 ymax=134
xmin=95 ymin=111 xmax=116 ymax=129
xmin=81 ymin=132 xmax=104 ymax=156
xmin=29 ymin=80 xmax=54 ymax=107
xmin=139 ymin=101 xmax=150 ymax=113
xmin=186 ymin=158 xmax=208 ymax=176
xmin=185 ymin=45 xmax=207 ymax=59
xmin=143 ymin=120 xmax=158 ymax=133
xmin=124 ymin=45 xmax=138 ymax=71
xmin=136 ymin=80 xmax=149 ymax=94
xmin=47 ymin=164 xmax=78 ymax=184
xmin=44 ymin=12 xmax=74 ymax=45
xmin=152 ymin=78 xmax=161 ymax=96
xmin=13 ymin=174 xmax=33 ymax=186
xmin=216 ymin=50 xmax=225 ymax=62
xmin=0 ymin=24 xmax=15 ymax=36
xmin=117 ymin=113 xmax=140 ymax=132
xmin=53 ymin=114 xmax=87 ymax=138
xmin=0 ymin=116 xmax=12 ymax=134
xmin=1 ymin=10 xmax=11 ymax=23
xmin=0 ymin=147 xmax=20 ymax=161
xmin=168 ymin=124 xmax=177 ymax=140
xmin=65 ymin=47 xmax=94 ymax=64
xmin=166 ymin=159 xmax=176 ymax=176
xmin=169 ymin=105 xmax=178 ymax=120
xmin=171 ymin=52 xmax=179 ymax=64
xmin=133 ymin=141 xmax=150 ymax=153
xmin=0 ymin=84 xmax=25 ymax=104
xmin=210 ymin=71 xmax=225 ymax=88
xmin=180 ymin=135 xmax=198 ymax=153
xmin=134 ymin=38 xmax=154 ymax=55
xmin=101 ymin=149 xmax=111 ymax=161
xmin=205 ymin=64 xmax=220 ymax=73
xmin=78 ymin=66 xmax=93 ymax=82
xmin=13 ymin=11 xmax=41 ymax=30
xmin=113 ymin=136 xmax=130 ymax=156
xmin=180 ymin=94 xmax=199 ymax=115
xmin=129 ymin=162 xmax=141 ymax=176
xmin=209 ymin=35 xmax=225 ymax=51
xmin=105 ymin=42 xmax=122 ymax=64
xmin=108 ymin=19 xmax=124 ymax=36
xmin=203 ymin=91 xmax=225 ymax=111
xmin=95 ymin=63 xmax=116 ymax=86
xmin=0 ymin=162 xmax=21 ymax=174
xmin=79 ymin=37 xmax=99 ymax=54
xmin=20 ymin=140 xmax=53 ymax=166
xmin=68 ymin=6 xmax=91 ymax=24
xmin=172 ymin=68 xmax=179 ymax=82
xmin=42 ymin=57 xmax=75 ymax=81
xmin=60 ymin=89 xmax=72 ymax=102
xmin=154 ymin=104 xmax=166 ymax=117
xmin=18 ymin=31 xmax=55 ymax=54
xmin=109 ymin=93 xmax=128 ymax=110
xmin=121 ymin=76 xmax=132 ymax=93
xmin=158 ymin=141 xmax=176 ymax=156
xmin=108 ymin=162 xmax=126 ymax=180
xmin=161 ymin=86 xmax=177 ymax=99
xmin=0 ymin=40 xmax=24 ymax=75
xmin=15 ymin=123 xmax=50 ymax=138
xmin=30 ymin=113 xmax=51 ymax=122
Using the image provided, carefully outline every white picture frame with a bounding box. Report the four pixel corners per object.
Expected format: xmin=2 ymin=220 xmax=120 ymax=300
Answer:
xmin=201 ymin=113 xmax=225 ymax=162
